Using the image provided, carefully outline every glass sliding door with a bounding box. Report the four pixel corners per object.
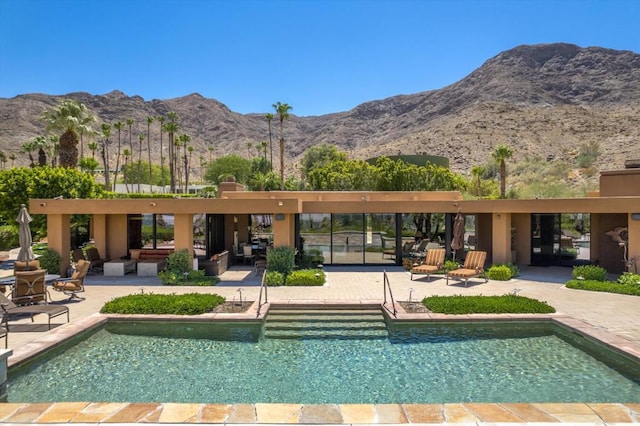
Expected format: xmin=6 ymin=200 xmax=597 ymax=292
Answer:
xmin=331 ymin=214 xmax=364 ymax=264
xmin=365 ymin=213 xmax=396 ymax=264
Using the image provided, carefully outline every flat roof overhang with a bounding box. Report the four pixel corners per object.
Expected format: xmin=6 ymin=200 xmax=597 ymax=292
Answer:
xmin=29 ymin=195 xmax=640 ymax=216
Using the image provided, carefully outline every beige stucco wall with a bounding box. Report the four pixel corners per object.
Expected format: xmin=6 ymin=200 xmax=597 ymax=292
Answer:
xmin=512 ymin=213 xmax=531 ymax=265
xmin=600 ymin=169 xmax=640 ymax=197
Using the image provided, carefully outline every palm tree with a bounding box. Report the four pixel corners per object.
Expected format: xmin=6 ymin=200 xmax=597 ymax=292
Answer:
xmin=146 ymin=116 xmax=154 ymax=192
xmin=22 ymin=139 xmax=38 ymax=167
xmin=9 ymin=153 xmax=16 ymax=168
xmin=100 ymin=123 xmax=112 ymax=191
xmin=32 ymin=135 xmax=51 ymax=166
xmin=258 ymin=141 xmax=268 ymax=162
xmin=157 ymin=115 xmax=166 ymax=191
xmin=492 ymin=144 xmax=514 ymax=199
xmin=88 ymin=141 xmax=98 ymax=159
xmin=40 ymin=99 xmax=95 ymax=168
xmin=0 ymin=151 xmax=6 ymax=170
xmin=163 ymin=112 xmax=180 ymax=193
xmin=122 ymin=148 xmax=131 ymax=193
xmin=125 ymin=118 xmax=134 ymax=166
xmin=246 ymin=141 xmax=253 ymax=158
xmin=272 ymin=102 xmax=292 ymax=189
xmin=113 ymin=122 xmax=125 ymax=192
xmin=265 ymin=113 xmax=274 ymax=171
xmin=471 ymin=165 xmax=486 ymax=198
xmin=185 ymin=144 xmax=194 ymax=192
xmin=208 ymin=146 xmax=214 ymax=164
xmin=137 ymin=132 xmax=145 ymax=192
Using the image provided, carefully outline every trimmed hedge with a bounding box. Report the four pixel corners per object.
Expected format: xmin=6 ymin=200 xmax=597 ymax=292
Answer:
xmin=423 ymin=294 xmax=555 ymax=314
xmin=572 ymin=265 xmax=607 ymax=281
xmin=100 ymin=293 xmax=226 ymax=315
xmin=565 ymin=279 xmax=640 ymax=296
xmin=487 ymin=265 xmax=512 ymax=281
xmin=286 ymin=269 xmax=325 ymax=286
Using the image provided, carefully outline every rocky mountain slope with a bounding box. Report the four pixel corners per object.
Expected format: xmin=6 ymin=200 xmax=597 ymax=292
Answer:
xmin=1 ymin=43 xmax=638 ymax=182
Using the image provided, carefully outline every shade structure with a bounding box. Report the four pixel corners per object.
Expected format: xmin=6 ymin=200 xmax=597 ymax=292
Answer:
xmin=451 ymin=209 xmax=464 ymax=261
xmin=16 ymin=204 xmax=35 ymax=263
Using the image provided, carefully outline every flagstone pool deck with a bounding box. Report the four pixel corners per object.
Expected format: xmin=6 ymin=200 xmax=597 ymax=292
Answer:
xmin=1 ymin=264 xmax=639 ymax=424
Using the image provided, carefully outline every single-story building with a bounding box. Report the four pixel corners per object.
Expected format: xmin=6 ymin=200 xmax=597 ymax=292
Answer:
xmin=30 ymin=167 xmax=640 ymax=276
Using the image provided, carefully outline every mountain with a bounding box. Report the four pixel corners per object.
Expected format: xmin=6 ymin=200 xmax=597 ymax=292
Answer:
xmin=1 ymin=43 xmax=638 ymax=183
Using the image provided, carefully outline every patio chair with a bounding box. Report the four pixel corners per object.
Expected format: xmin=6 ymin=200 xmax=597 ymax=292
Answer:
xmin=243 ymin=244 xmax=255 ymax=265
xmin=410 ymin=248 xmax=446 ymax=281
xmin=84 ymin=247 xmax=109 ymax=272
xmin=446 ymin=250 xmax=487 ymax=287
xmin=13 ymin=259 xmax=41 ymax=272
xmin=0 ymin=293 xmax=69 ymax=331
xmin=11 ymin=269 xmax=47 ymax=305
xmin=52 ymin=259 xmax=90 ymax=300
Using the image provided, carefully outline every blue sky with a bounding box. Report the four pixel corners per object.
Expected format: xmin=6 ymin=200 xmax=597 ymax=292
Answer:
xmin=1 ymin=0 xmax=638 ymax=117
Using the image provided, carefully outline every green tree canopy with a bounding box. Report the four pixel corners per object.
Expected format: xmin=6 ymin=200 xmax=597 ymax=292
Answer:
xmin=301 ymin=144 xmax=348 ymax=178
xmin=0 ymin=167 xmax=105 ymax=237
xmin=204 ymin=154 xmax=252 ymax=186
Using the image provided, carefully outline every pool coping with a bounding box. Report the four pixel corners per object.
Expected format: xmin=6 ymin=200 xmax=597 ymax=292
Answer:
xmin=2 ymin=300 xmax=640 ymax=424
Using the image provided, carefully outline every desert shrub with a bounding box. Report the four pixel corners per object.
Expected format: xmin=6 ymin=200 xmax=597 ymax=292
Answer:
xmin=267 ymin=246 xmax=295 ymax=276
xmin=423 ymin=294 xmax=555 ymax=314
xmin=100 ymin=292 xmax=225 ymax=315
xmin=37 ymin=248 xmax=61 ymax=274
xmin=572 ymin=265 xmax=607 ymax=281
xmin=265 ymin=270 xmax=285 ymax=286
xmin=286 ymin=269 xmax=325 ymax=286
xmin=487 ymin=265 xmax=512 ymax=281
xmin=566 ymin=279 xmax=640 ymax=296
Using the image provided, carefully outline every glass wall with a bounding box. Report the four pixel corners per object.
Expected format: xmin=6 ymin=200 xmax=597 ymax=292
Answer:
xmin=299 ymin=213 xmax=396 ymax=265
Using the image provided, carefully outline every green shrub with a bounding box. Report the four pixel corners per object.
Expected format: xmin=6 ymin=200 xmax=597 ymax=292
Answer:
xmin=566 ymin=279 xmax=640 ymax=296
xmin=423 ymin=294 xmax=555 ymax=314
xmin=0 ymin=225 xmax=18 ymax=250
xmin=507 ymin=263 xmax=519 ymax=278
xmin=166 ymin=249 xmax=192 ymax=274
xmin=267 ymin=246 xmax=295 ymax=275
xmin=618 ymin=272 xmax=640 ymax=287
xmin=100 ymin=292 xmax=225 ymax=315
xmin=158 ymin=269 xmax=219 ymax=286
xmin=487 ymin=265 xmax=513 ymax=281
xmin=37 ymin=248 xmax=61 ymax=274
xmin=297 ymin=249 xmax=324 ymax=269
xmin=572 ymin=265 xmax=607 ymax=281
xmin=443 ymin=260 xmax=460 ymax=272
xmin=286 ymin=269 xmax=325 ymax=286
xmin=265 ymin=270 xmax=285 ymax=286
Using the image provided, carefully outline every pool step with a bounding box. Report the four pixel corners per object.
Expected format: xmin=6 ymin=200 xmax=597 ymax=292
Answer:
xmin=264 ymin=306 xmax=388 ymax=340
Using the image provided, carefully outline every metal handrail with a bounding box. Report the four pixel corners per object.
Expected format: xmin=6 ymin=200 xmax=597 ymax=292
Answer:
xmin=382 ymin=269 xmax=397 ymax=318
xmin=256 ymin=270 xmax=268 ymax=318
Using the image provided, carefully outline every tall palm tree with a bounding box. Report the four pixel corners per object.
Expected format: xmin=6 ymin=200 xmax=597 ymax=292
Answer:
xmin=100 ymin=123 xmax=112 ymax=191
xmin=9 ymin=153 xmax=16 ymax=168
xmin=273 ymin=102 xmax=292 ymax=189
xmin=87 ymin=141 xmax=98 ymax=159
xmin=125 ymin=118 xmax=134 ymax=165
xmin=265 ymin=113 xmax=274 ymax=171
xmin=471 ymin=165 xmax=486 ymax=198
xmin=208 ymin=146 xmax=214 ymax=164
xmin=246 ymin=141 xmax=253 ymax=158
xmin=113 ymin=122 xmax=125 ymax=192
xmin=157 ymin=115 xmax=166 ymax=191
xmin=146 ymin=116 xmax=154 ymax=192
xmin=163 ymin=112 xmax=180 ymax=193
xmin=258 ymin=141 xmax=268 ymax=162
xmin=122 ymin=148 xmax=131 ymax=193
xmin=492 ymin=144 xmax=514 ymax=199
xmin=137 ymin=132 xmax=145 ymax=192
xmin=40 ymin=99 xmax=95 ymax=168
xmin=185 ymin=142 xmax=194 ymax=192
xmin=22 ymin=139 xmax=38 ymax=167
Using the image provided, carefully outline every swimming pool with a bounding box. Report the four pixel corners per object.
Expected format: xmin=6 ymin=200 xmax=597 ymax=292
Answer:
xmin=7 ymin=319 xmax=640 ymax=404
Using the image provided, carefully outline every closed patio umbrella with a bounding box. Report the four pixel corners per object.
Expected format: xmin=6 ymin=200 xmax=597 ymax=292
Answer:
xmin=16 ymin=204 xmax=36 ymax=265
xmin=451 ymin=209 xmax=464 ymax=261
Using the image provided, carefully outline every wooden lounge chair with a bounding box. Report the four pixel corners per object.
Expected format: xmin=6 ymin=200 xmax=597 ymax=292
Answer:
xmin=411 ymin=248 xmax=446 ymax=281
xmin=0 ymin=293 xmax=69 ymax=330
xmin=52 ymin=259 xmax=90 ymax=300
xmin=446 ymin=250 xmax=487 ymax=287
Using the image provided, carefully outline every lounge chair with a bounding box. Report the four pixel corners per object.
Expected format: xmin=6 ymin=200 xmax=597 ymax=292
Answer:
xmin=0 ymin=293 xmax=69 ymax=330
xmin=11 ymin=269 xmax=47 ymax=305
xmin=52 ymin=259 xmax=90 ymax=300
xmin=84 ymin=247 xmax=109 ymax=272
xmin=446 ymin=250 xmax=487 ymax=287
xmin=410 ymin=248 xmax=446 ymax=281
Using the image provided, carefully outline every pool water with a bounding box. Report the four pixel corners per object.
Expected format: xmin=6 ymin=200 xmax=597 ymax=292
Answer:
xmin=7 ymin=321 xmax=640 ymax=404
